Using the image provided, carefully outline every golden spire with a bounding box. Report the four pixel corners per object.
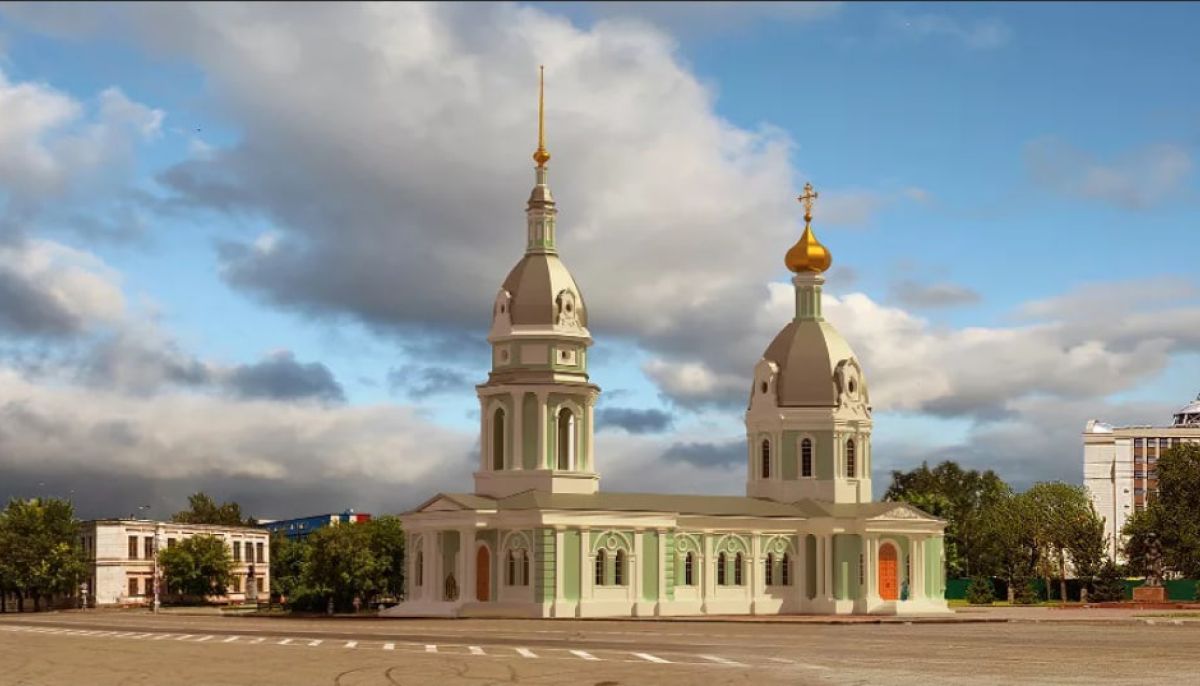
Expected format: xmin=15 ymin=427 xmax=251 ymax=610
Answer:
xmin=785 ymin=182 xmax=832 ymax=274
xmin=533 ymin=65 xmax=551 ymax=167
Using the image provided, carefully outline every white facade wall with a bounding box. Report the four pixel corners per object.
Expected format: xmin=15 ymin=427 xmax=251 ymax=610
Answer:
xmin=81 ymin=520 xmax=270 ymax=607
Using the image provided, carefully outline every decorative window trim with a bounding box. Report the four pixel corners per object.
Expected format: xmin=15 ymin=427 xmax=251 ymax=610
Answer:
xmin=799 ymin=435 xmax=815 ymax=479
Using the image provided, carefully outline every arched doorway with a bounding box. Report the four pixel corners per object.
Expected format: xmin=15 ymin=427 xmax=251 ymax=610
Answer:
xmin=475 ymin=546 xmax=491 ymax=602
xmin=878 ymin=542 xmax=898 ymax=601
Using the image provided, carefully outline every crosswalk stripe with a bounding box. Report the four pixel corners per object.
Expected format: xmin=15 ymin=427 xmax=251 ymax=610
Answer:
xmin=309 ymin=640 xmax=323 ymax=647
xmin=383 ymin=643 xmax=395 ymax=651
xmin=516 ymin=648 xmax=537 ymax=658
xmin=700 ymin=654 xmax=745 ymax=666
xmin=223 ymin=636 xmax=240 ymax=643
xmin=131 ymin=633 xmax=153 ymax=639
xmin=175 ymin=634 xmax=194 ymax=641
xmin=196 ymin=635 xmax=214 ymax=642
xmin=468 ymin=646 xmax=485 ymax=656
xmin=767 ymin=657 xmax=793 ymax=664
xmin=633 ymin=652 xmax=671 ymax=664
xmin=570 ymin=650 xmax=600 ymax=661
xmin=249 ymin=637 xmax=265 ymax=644
xmin=152 ymin=634 xmax=174 ymax=641
xmin=425 ymin=644 xmax=438 ymax=653
xmin=278 ymin=638 xmax=293 ymax=645
xmin=344 ymin=641 xmax=358 ymax=649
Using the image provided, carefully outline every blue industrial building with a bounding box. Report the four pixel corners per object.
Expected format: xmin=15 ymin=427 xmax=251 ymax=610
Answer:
xmin=261 ymin=510 xmax=371 ymax=540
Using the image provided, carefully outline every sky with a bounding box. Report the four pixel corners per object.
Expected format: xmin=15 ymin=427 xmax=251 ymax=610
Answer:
xmin=0 ymin=1 xmax=1198 ymax=520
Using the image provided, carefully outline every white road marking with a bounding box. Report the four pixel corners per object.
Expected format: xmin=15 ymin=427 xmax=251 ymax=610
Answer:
xmin=468 ymin=645 xmax=485 ymax=655
xmin=175 ymin=634 xmax=195 ymax=641
xmin=516 ymin=647 xmax=537 ymax=658
xmin=248 ymin=637 xmax=265 ymax=644
xmin=223 ymin=636 xmax=240 ymax=643
xmin=309 ymin=639 xmax=323 ymax=647
xmin=425 ymin=644 xmax=438 ymax=653
xmin=152 ymin=634 xmax=174 ymax=640
xmin=131 ymin=633 xmax=154 ymax=639
xmin=633 ymin=652 xmax=671 ymax=664
xmin=383 ymin=643 xmax=395 ymax=651
xmin=196 ymin=635 xmax=214 ymax=642
xmin=344 ymin=641 xmax=358 ymax=649
xmin=278 ymin=638 xmax=293 ymax=645
xmin=701 ymin=654 xmax=746 ymax=666
xmin=570 ymin=650 xmax=600 ymax=661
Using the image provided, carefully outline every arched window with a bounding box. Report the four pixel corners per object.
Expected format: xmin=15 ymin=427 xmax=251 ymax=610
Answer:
xmin=761 ymin=439 xmax=771 ymax=479
xmin=595 ymin=550 xmax=606 ymax=586
xmin=492 ymin=407 xmax=506 ymax=470
xmin=846 ymin=438 xmax=856 ymax=478
xmin=717 ymin=552 xmax=727 ymax=586
xmin=614 ymin=550 xmax=625 ymax=586
xmin=782 ymin=553 xmax=791 ymax=586
xmin=521 ymin=550 xmax=529 ymax=586
xmin=506 ymin=550 xmax=516 ymax=586
xmin=415 ymin=551 xmax=424 ymax=587
xmin=734 ymin=552 xmax=744 ymax=586
xmin=557 ymin=408 xmax=575 ymax=470
xmin=765 ymin=553 xmax=775 ymax=586
xmin=801 ymin=438 xmax=813 ymax=477
xmin=684 ymin=552 xmax=695 ymax=586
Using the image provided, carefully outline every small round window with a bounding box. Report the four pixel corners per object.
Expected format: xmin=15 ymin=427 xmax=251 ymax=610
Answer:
xmin=848 ymin=379 xmax=857 ymax=394
xmin=760 ymin=381 xmax=768 ymax=394
xmin=566 ymin=303 xmax=573 ymax=312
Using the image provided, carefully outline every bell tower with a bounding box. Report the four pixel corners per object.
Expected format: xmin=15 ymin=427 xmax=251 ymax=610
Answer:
xmin=474 ymin=67 xmax=601 ymax=499
xmin=745 ymin=183 xmax=874 ymax=504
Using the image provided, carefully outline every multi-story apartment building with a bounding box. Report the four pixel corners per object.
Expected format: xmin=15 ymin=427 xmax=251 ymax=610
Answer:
xmin=79 ymin=519 xmax=270 ymax=607
xmin=1083 ymin=393 xmax=1200 ymax=561
xmin=260 ymin=510 xmax=371 ymax=541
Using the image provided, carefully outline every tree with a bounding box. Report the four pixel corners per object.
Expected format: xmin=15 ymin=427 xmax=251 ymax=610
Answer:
xmin=1123 ymin=444 xmax=1200 ymax=578
xmin=884 ymin=461 xmax=1009 ymax=578
xmin=1024 ymin=482 xmax=1097 ymax=603
xmin=1090 ymin=560 xmax=1126 ymax=602
xmin=159 ymin=535 xmax=234 ymax=601
xmin=966 ymin=576 xmax=995 ymax=605
xmin=365 ymin=516 xmax=405 ymax=601
xmin=304 ymin=523 xmax=383 ymax=613
xmin=1066 ymin=505 xmax=1108 ymax=597
xmin=0 ymin=498 xmax=87 ymax=612
xmin=269 ymin=533 xmax=307 ymax=602
xmin=975 ymin=491 xmax=1038 ymax=603
xmin=171 ymin=492 xmax=257 ymax=527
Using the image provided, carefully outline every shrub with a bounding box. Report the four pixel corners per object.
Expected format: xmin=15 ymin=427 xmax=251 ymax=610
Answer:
xmin=1089 ymin=560 xmax=1126 ymax=603
xmin=966 ymin=576 xmax=995 ymax=605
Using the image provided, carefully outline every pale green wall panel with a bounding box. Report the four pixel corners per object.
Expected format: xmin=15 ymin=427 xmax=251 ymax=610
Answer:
xmin=642 ymin=531 xmax=659 ymax=601
xmin=782 ymin=431 xmax=799 ymax=480
xmin=833 ymin=534 xmax=862 ymax=600
xmin=562 ymin=529 xmax=581 ymax=601
xmin=534 ymin=528 xmax=556 ymax=603
xmin=522 ymin=393 xmax=537 ymax=469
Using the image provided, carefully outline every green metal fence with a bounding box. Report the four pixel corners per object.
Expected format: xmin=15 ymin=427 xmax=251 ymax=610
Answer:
xmin=945 ymin=577 xmax=1200 ymax=602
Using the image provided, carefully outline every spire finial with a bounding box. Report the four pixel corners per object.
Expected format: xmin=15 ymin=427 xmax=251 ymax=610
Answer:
xmin=785 ymin=182 xmax=832 ymax=274
xmin=533 ymin=65 xmax=551 ymax=167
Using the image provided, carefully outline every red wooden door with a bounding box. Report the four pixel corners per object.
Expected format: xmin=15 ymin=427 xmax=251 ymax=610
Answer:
xmin=879 ymin=543 xmax=898 ymax=601
xmin=475 ymin=547 xmax=490 ymax=602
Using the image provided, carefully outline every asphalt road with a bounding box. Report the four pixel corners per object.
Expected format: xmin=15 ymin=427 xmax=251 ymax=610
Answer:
xmin=1 ymin=611 xmax=1197 ymax=685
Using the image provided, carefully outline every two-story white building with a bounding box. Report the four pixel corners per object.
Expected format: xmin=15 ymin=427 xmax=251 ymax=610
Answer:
xmin=79 ymin=519 xmax=270 ymax=607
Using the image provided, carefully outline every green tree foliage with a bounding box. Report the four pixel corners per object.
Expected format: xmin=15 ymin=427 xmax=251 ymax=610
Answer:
xmin=0 ymin=498 xmax=87 ymax=612
xmin=975 ymin=491 xmax=1038 ymax=602
xmin=1089 ymin=560 xmax=1126 ymax=602
xmin=158 ymin=534 xmax=234 ymax=601
xmin=1122 ymin=444 xmax=1200 ymax=578
xmin=269 ymin=533 xmax=307 ymax=601
xmin=171 ymin=492 xmax=257 ymax=527
xmin=884 ymin=461 xmax=1008 ymax=577
xmin=1023 ymin=482 xmax=1097 ymax=603
xmin=965 ymin=576 xmax=995 ymax=605
xmin=365 ymin=516 xmax=405 ymax=600
xmin=291 ymin=518 xmax=406 ymax=613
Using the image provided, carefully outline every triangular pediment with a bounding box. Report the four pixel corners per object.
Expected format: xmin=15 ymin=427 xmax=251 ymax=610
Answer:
xmin=409 ymin=492 xmax=497 ymax=514
xmin=868 ymin=504 xmax=939 ymax=521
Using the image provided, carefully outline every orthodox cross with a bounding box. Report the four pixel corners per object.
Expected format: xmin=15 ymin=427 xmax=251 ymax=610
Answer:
xmin=797 ymin=182 xmax=818 ymax=223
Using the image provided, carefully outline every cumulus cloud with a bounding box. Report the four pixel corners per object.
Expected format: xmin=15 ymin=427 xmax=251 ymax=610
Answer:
xmin=890 ymin=279 xmax=981 ymax=309
xmin=387 ymin=364 xmax=473 ymax=399
xmin=1025 ymin=137 xmax=1193 ymax=209
xmin=0 ymin=69 xmax=163 ymax=230
xmin=889 ymin=13 xmax=1012 ymax=50
xmin=570 ymin=1 xmax=842 ymax=38
xmin=596 ymin=406 xmax=674 ymax=434
xmin=225 ymin=350 xmax=345 ymax=403
xmin=0 ymin=239 xmax=125 ymax=337
xmin=660 ymin=439 xmax=744 ymax=469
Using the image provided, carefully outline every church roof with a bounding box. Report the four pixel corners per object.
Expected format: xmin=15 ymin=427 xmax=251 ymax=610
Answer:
xmin=761 ymin=319 xmax=857 ymax=406
xmin=500 ymin=252 xmax=588 ymax=327
xmin=411 ymin=491 xmax=942 ymax=523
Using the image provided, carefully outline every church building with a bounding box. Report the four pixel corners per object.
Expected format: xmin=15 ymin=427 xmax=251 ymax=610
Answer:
xmin=383 ymin=72 xmax=949 ymax=618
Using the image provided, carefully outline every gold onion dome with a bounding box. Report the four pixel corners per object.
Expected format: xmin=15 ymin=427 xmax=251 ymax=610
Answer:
xmin=533 ymin=65 xmax=551 ymax=167
xmin=785 ymin=182 xmax=832 ymax=273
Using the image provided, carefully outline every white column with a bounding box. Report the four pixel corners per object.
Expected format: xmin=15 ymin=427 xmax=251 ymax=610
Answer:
xmin=580 ymin=527 xmax=592 ymax=604
xmin=554 ymin=528 xmax=565 ymax=614
xmin=815 ymin=535 xmax=824 ymax=600
xmin=585 ymin=398 xmax=596 ymax=472
xmin=513 ymin=391 xmax=524 ymax=470
xmin=913 ymin=537 xmax=925 ymax=601
xmin=701 ymin=534 xmax=714 ymax=612
xmin=461 ymin=528 xmax=476 ymax=603
xmin=536 ymin=391 xmax=548 ymax=469
xmin=656 ymin=529 xmax=667 ymax=612
xmin=479 ymin=398 xmax=488 ymax=471
xmin=750 ymin=533 xmax=762 ymax=613
xmin=823 ymin=535 xmax=834 ymax=602
xmin=632 ymin=530 xmax=644 ymax=609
